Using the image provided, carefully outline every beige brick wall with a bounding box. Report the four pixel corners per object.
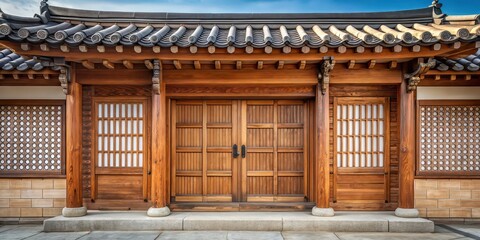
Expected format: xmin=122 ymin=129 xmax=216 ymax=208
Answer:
xmin=0 ymin=178 xmax=66 ymax=218
xmin=415 ymin=179 xmax=480 ymax=218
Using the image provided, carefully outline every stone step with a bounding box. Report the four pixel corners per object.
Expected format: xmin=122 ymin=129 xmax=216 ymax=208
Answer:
xmin=43 ymin=211 xmax=434 ymax=233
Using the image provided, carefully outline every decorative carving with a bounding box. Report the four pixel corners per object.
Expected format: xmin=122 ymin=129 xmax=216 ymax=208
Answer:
xmin=58 ymin=67 xmax=69 ymax=94
xmin=317 ymin=56 xmax=335 ymax=95
xmin=152 ymin=59 xmax=161 ymax=95
xmin=404 ymin=58 xmax=436 ymax=92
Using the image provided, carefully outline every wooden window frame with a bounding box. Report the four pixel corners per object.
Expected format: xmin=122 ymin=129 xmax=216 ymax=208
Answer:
xmin=0 ymin=100 xmax=66 ymax=178
xmin=416 ymin=100 xmax=480 ymax=178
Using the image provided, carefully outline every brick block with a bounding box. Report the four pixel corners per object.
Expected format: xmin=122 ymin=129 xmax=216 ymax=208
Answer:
xmin=9 ymin=179 xmax=32 ymax=189
xmin=426 ymin=189 xmax=449 ymax=199
xmin=460 ymin=200 xmax=480 ymax=208
xmin=9 ymin=199 xmax=31 ymax=208
xmin=472 ymin=190 xmax=480 ymax=199
xmin=418 ymin=208 xmax=427 ymax=217
xmin=472 ymin=208 xmax=480 ymax=218
xmin=0 ymin=179 xmax=10 ymax=189
xmin=20 ymin=208 xmax=43 ymax=217
xmin=427 ymin=208 xmax=450 ymax=218
xmin=415 ymin=199 xmax=438 ymax=208
xmin=414 ymin=188 xmax=427 ymax=199
xmin=415 ymin=179 xmax=437 ymax=190
xmin=0 ymin=207 xmax=20 ymax=217
xmin=450 ymin=208 xmax=472 ymax=218
xmin=32 ymin=198 xmax=53 ymax=208
xmin=0 ymin=199 xmax=9 ymax=207
xmin=31 ymin=179 xmax=54 ymax=189
xmin=53 ymin=179 xmax=66 ymax=189
xmin=460 ymin=180 xmax=480 ymax=190
xmin=53 ymin=198 xmax=66 ymax=208
xmin=20 ymin=190 xmax=43 ymax=199
xmin=43 ymin=189 xmax=66 ymax=199
xmin=0 ymin=190 xmax=21 ymax=198
xmin=450 ymin=190 xmax=472 ymax=200
xmin=42 ymin=208 xmax=62 ymax=217
xmin=437 ymin=180 xmax=461 ymax=189
xmin=438 ymin=199 xmax=461 ymax=208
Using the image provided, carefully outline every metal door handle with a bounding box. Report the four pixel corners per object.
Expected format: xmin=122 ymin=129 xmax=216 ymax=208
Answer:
xmin=241 ymin=145 xmax=246 ymax=158
xmin=232 ymin=144 xmax=239 ymax=158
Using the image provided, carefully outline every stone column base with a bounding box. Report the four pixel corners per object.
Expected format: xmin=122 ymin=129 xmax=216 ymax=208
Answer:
xmin=62 ymin=207 xmax=87 ymax=217
xmin=312 ymin=207 xmax=335 ymax=217
xmin=395 ymin=207 xmax=419 ymax=218
xmin=147 ymin=206 xmax=171 ymax=217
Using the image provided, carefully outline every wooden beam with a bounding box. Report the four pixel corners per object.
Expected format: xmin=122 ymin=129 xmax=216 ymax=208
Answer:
xmin=151 ymin=67 xmax=167 ymax=208
xmin=236 ymin=61 xmax=242 ymax=70
xmin=257 ymin=61 xmax=263 ymax=70
xmin=368 ymin=60 xmax=376 ymax=69
xmin=81 ymin=60 xmax=95 ymax=70
xmin=102 ymin=60 xmax=114 ymax=69
xmin=276 ymin=60 xmax=284 ymax=70
xmin=215 ymin=60 xmax=221 ymax=70
xmin=389 ymin=61 xmax=398 ymax=69
xmin=298 ymin=60 xmax=306 ymax=70
xmin=194 ymin=60 xmax=201 ymax=70
xmin=348 ymin=60 xmax=355 ymax=69
xmin=65 ymin=66 xmax=84 ymax=209
xmin=316 ymin=84 xmax=330 ymax=209
xmin=122 ymin=60 xmax=134 ymax=69
xmin=173 ymin=60 xmax=182 ymax=70
xmin=330 ymin=68 xmax=402 ymax=84
xmin=398 ymin=78 xmax=415 ymax=210
xmin=144 ymin=60 xmax=154 ymax=70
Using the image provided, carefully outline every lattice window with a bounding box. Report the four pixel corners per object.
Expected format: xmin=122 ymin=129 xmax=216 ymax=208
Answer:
xmin=0 ymin=101 xmax=65 ymax=176
xmin=417 ymin=100 xmax=480 ymax=176
xmin=334 ymin=98 xmax=389 ymax=169
xmin=95 ymin=100 xmax=146 ymax=168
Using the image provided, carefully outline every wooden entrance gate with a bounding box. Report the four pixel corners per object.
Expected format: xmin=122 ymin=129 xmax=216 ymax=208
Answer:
xmin=171 ymin=100 xmax=308 ymax=204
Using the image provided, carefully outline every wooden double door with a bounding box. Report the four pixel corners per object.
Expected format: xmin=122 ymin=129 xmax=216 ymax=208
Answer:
xmin=171 ymin=100 xmax=308 ymax=203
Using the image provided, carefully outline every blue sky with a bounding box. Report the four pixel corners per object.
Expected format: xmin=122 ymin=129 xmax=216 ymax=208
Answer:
xmin=1 ymin=0 xmax=479 ymax=17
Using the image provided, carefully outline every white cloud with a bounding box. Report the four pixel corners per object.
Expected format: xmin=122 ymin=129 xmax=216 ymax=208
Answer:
xmin=0 ymin=0 xmax=39 ymax=17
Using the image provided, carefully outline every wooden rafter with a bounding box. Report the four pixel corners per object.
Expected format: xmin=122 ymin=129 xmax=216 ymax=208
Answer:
xmin=215 ymin=60 xmax=221 ymax=70
xmin=257 ymin=61 xmax=263 ymax=70
xmin=389 ymin=61 xmax=398 ymax=69
xmin=368 ymin=60 xmax=376 ymax=69
xmin=102 ymin=60 xmax=115 ymax=69
xmin=298 ymin=60 xmax=306 ymax=70
xmin=144 ymin=60 xmax=154 ymax=70
xmin=236 ymin=61 xmax=242 ymax=70
xmin=276 ymin=60 xmax=284 ymax=70
xmin=194 ymin=60 xmax=201 ymax=70
xmin=82 ymin=60 xmax=95 ymax=70
xmin=123 ymin=60 xmax=134 ymax=69
xmin=348 ymin=60 xmax=355 ymax=69
xmin=173 ymin=60 xmax=182 ymax=70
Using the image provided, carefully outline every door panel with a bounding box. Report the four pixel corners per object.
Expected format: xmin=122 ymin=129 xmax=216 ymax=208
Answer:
xmin=242 ymin=100 xmax=307 ymax=202
xmin=333 ymin=97 xmax=390 ymax=209
xmin=172 ymin=100 xmax=237 ymax=202
xmin=92 ymin=98 xmax=150 ymax=204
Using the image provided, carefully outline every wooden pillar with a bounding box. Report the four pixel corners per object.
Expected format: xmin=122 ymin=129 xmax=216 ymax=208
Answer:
xmin=315 ymin=85 xmax=330 ymax=209
xmin=148 ymin=60 xmax=170 ymax=216
xmin=64 ymin=65 xmax=86 ymax=216
xmin=398 ymin=79 xmax=416 ymax=209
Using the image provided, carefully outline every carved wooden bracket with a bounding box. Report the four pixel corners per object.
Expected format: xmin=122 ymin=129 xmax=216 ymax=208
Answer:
xmin=152 ymin=60 xmax=161 ymax=95
xmin=404 ymin=58 xmax=436 ymax=92
xmin=318 ymin=56 xmax=335 ymax=95
xmin=58 ymin=66 xmax=69 ymax=94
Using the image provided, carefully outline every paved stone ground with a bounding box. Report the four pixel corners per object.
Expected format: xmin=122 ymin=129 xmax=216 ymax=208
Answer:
xmin=0 ymin=223 xmax=479 ymax=240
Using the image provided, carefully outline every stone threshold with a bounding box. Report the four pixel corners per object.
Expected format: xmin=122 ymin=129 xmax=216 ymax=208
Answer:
xmin=43 ymin=211 xmax=434 ymax=233
xmin=0 ymin=217 xmax=47 ymax=225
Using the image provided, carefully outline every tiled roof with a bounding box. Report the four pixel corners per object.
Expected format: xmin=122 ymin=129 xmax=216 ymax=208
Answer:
xmin=0 ymin=2 xmax=479 ymax=49
xmin=435 ymin=48 xmax=480 ymax=71
xmin=0 ymin=48 xmax=44 ymax=71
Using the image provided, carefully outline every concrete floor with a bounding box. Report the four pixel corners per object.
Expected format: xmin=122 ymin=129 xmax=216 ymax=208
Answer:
xmin=0 ymin=224 xmax=479 ymax=240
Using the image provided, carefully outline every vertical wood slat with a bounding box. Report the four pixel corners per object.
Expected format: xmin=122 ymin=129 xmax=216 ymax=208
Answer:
xmin=202 ymin=101 xmax=208 ymax=200
xmin=66 ymin=66 xmax=83 ymax=208
xmin=399 ymin=80 xmax=415 ymax=209
xmin=273 ymin=101 xmax=278 ymax=198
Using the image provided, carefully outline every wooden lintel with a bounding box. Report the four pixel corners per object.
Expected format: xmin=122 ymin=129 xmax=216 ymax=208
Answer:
xmin=276 ymin=60 xmax=284 ymax=70
xmin=298 ymin=60 xmax=307 ymax=70
xmin=102 ymin=60 xmax=115 ymax=69
xmin=368 ymin=60 xmax=376 ymax=69
xmin=194 ymin=60 xmax=201 ymax=70
xmin=122 ymin=60 xmax=134 ymax=69
xmin=215 ymin=60 xmax=221 ymax=70
xmin=425 ymin=70 xmax=480 ymax=76
xmin=389 ymin=61 xmax=398 ymax=69
xmin=115 ymin=45 xmax=124 ymax=53
xmin=236 ymin=61 xmax=242 ymax=70
xmin=257 ymin=61 xmax=263 ymax=70
xmin=144 ymin=60 xmax=154 ymax=70
xmin=81 ymin=60 xmax=95 ymax=70
xmin=97 ymin=45 xmax=105 ymax=53
xmin=173 ymin=60 xmax=182 ymax=70
xmin=348 ymin=60 xmax=355 ymax=69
